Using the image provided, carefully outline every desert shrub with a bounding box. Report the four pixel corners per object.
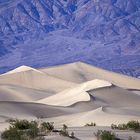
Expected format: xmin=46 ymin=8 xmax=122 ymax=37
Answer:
xmin=100 ymin=130 xmax=116 ymax=140
xmin=117 ymin=124 xmax=127 ymax=130
xmin=59 ymin=130 xmax=69 ymax=137
xmin=93 ymin=123 xmax=96 ymax=126
xmin=85 ymin=122 xmax=96 ymax=126
xmin=127 ymin=120 xmax=140 ymax=132
xmin=95 ymin=130 xmax=116 ymax=140
xmin=40 ymin=122 xmax=54 ymax=132
xmin=70 ymin=132 xmax=75 ymax=139
xmin=111 ymin=124 xmax=118 ymax=129
xmin=1 ymin=127 xmax=23 ymax=140
xmin=111 ymin=120 xmax=140 ymax=132
xmin=59 ymin=124 xmax=69 ymax=137
xmin=11 ymin=120 xmax=31 ymax=130
xmin=1 ymin=120 xmax=43 ymax=140
xmin=27 ymin=121 xmax=38 ymax=138
xmin=63 ymin=124 xmax=68 ymax=130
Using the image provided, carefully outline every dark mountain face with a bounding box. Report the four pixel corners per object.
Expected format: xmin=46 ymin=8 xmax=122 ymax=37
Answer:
xmin=0 ymin=0 xmax=140 ymax=77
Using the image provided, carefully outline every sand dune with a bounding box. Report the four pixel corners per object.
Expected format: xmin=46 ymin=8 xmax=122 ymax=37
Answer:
xmin=40 ymin=62 xmax=96 ymax=83
xmin=89 ymin=86 xmax=140 ymax=107
xmin=0 ymin=84 xmax=52 ymax=102
xmin=37 ymin=90 xmax=90 ymax=107
xmin=78 ymin=62 xmax=140 ymax=89
xmin=0 ymin=66 xmax=76 ymax=93
xmin=37 ymin=79 xmax=111 ymax=106
xmin=40 ymin=62 xmax=140 ymax=89
xmin=0 ymin=62 xmax=139 ymax=140
xmin=102 ymin=107 xmax=140 ymax=117
xmin=0 ymin=98 xmax=100 ymax=120
xmin=44 ymin=107 xmax=140 ymax=127
xmin=1 ymin=65 xmax=43 ymax=75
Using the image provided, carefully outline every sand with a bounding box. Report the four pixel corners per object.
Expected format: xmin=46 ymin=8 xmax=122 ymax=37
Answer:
xmin=40 ymin=62 xmax=140 ymax=89
xmin=37 ymin=79 xmax=111 ymax=106
xmin=0 ymin=66 xmax=76 ymax=92
xmin=43 ymin=107 xmax=140 ymax=127
xmin=0 ymin=62 xmax=140 ymax=139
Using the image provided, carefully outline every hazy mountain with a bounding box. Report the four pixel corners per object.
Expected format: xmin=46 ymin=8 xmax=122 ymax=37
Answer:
xmin=0 ymin=0 xmax=140 ymax=77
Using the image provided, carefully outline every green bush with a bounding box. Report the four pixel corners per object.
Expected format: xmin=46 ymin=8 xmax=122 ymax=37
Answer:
xmin=1 ymin=127 xmax=23 ymax=140
xmin=127 ymin=120 xmax=140 ymax=132
xmin=63 ymin=124 xmax=68 ymax=130
xmin=100 ymin=131 xmax=115 ymax=140
xmin=117 ymin=124 xmax=127 ymax=130
xmin=1 ymin=120 xmax=43 ymax=140
xmin=59 ymin=124 xmax=69 ymax=137
xmin=85 ymin=122 xmax=96 ymax=126
xmin=40 ymin=122 xmax=54 ymax=132
xmin=95 ymin=130 xmax=116 ymax=140
xmin=11 ymin=120 xmax=31 ymax=130
xmin=111 ymin=120 xmax=140 ymax=132
xmin=111 ymin=124 xmax=118 ymax=129
xmin=27 ymin=121 xmax=38 ymax=138
xmin=59 ymin=130 xmax=69 ymax=137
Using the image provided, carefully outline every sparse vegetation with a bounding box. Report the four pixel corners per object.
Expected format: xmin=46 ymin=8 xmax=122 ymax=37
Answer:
xmin=70 ymin=132 xmax=75 ymax=139
xmin=2 ymin=119 xmax=139 ymax=140
xmin=2 ymin=120 xmax=78 ymax=140
xmin=94 ymin=130 xmax=116 ymax=140
xmin=111 ymin=120 xmax=140 ymax=132
xmin=127 ymin=120 xmax=140 ymax=132
xmin=117 ymin=124 xmax=127 ymax=130
xmin=1 ymin=120 xmax=44 ymax=140
xmin=40 ymin=122 xmax=54 ymax=132
xmin=85 ymin=122 xmax=96 ymax=126
xmin=111 ymin=124 xmax=118 ymax=129
xmin=1 ymin=127 xmax=23 ymax=140
xmin=59 ymin=124 xmax=69 ymax=137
